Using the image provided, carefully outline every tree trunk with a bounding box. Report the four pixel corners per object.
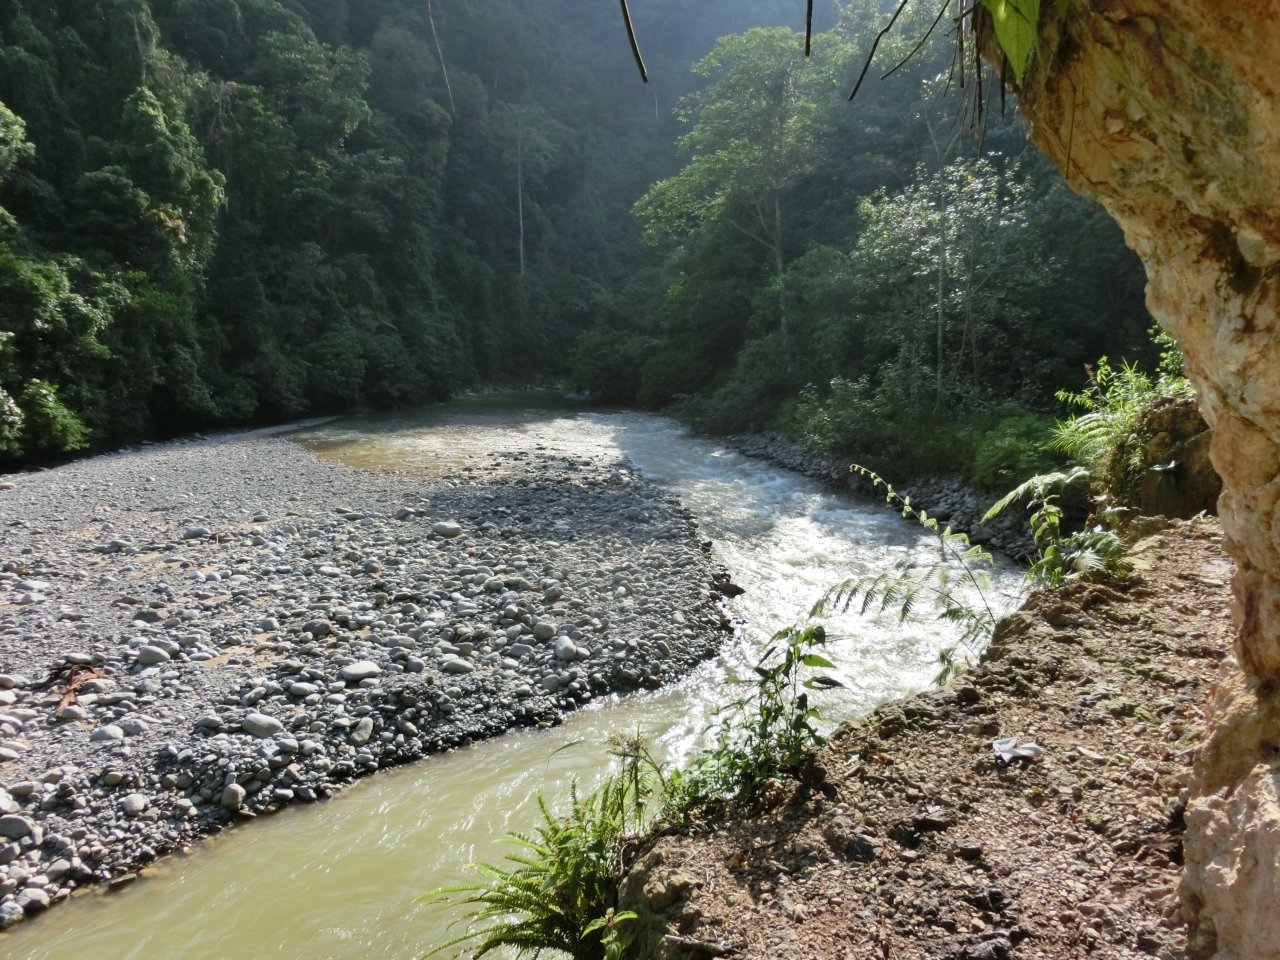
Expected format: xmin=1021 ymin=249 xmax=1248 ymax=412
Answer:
xmin=934 ymin=190 xmax=947 ymax=412
xmin=426 ymin=0 xmax=455 ymax=114
xmin=517 ymin=124 xmax=525 ymax=278
xmin=774 ymin=194 xmax=787 ymax=346
xmin=990 ymin=4 xmax=1280 ymax=958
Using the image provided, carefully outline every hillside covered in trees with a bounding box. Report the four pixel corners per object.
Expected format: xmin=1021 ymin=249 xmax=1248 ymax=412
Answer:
xmin=0 ymin=0 xmax=1154 ymax=475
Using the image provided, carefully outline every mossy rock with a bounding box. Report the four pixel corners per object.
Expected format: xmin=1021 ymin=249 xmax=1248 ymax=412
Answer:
xmin=1110 ymin=394 xmax=1221 ymax=518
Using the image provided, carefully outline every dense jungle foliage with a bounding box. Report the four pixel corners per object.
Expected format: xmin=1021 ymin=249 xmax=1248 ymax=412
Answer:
xmin=0 ymin=0 xmax=814 ymax=458
xmin=0 ymin=0 xmax=1156 ymax=475
xmin=571 ymin=11 xmax=1158 ymax=481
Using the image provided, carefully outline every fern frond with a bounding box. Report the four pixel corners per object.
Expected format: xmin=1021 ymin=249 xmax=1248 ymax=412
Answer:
xmin=984 ymin=466 xmax=1091 ymax=521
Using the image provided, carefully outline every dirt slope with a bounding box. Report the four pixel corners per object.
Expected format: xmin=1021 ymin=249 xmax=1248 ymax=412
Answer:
xmin=622 ymin=519 xmax=1233 ymax=960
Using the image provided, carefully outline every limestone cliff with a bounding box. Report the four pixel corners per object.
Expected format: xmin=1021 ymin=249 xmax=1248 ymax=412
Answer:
xmin=989 ymin=3 xmax=1280 ymax=958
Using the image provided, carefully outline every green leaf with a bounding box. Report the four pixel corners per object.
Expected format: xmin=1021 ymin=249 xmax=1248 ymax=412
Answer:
xmin=804 ymin=676 xmax=845 ymax=689
xmin=801 ymin=654 xmax=837 ymax=668
xmin=980 ymin=0 xmax=1042 ymax=85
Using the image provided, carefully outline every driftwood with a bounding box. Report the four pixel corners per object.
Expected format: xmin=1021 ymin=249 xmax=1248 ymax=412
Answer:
xmin=55 ymin=664 xmax=107 ymax=717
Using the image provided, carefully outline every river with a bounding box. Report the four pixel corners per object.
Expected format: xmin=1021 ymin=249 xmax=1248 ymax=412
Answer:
xmin=2 ymin=397 xmax=1022 ymax=959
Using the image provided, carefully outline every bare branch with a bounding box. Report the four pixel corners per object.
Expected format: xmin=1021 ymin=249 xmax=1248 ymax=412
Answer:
xmin=848 ymin=0 xmax=912 ymax=101
xmin=618 ymin=0 xmax=649 ymax=83
xmin=881 ymin=0 xmax=953 ymax=82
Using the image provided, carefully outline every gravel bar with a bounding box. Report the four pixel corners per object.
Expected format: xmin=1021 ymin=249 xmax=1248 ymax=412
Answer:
xmin=0 ymin=423 xmax=733 ymax=929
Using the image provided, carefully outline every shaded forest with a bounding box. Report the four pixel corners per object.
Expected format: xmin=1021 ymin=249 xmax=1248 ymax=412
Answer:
xmin=0 ymin=0 xmax=1155 ymax=478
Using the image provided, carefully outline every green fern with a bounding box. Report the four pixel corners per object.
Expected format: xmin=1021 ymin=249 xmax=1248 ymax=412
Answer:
xmin=419 ymin=735 xmax=661 ymax=960
xmin=984 ymin=466 xmax=1130 ymax=587
xmin=816 ymin=465 xmax=1013 ymax=684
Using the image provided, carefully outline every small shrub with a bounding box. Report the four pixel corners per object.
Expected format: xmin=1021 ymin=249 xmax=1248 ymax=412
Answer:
xmin=1051 ymin=355 xmax=1193 ymax=505
xmin=568 ymin=325 xmax=647 ymax=404
xmin=792 ymin=378 xmax=982 ymax=477
xmin=985 ymin=469 xmax=1132 ymax=588
xmin=18 ymin=379 xmax=89 ymax=454
xmin=669 ymin=623 xmax=843 ymax=807
xmin=420 ymin=735 xmax=661 ymax=960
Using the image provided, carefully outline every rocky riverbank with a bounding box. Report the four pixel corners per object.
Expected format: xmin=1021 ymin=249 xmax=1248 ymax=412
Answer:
xmin=620 ymin=518 xmax=1231 ymax=960
xmin=726 ymin=433 xmax=1037 ymax=560
xmin=0 ymin=422 xmax=731 ymax=929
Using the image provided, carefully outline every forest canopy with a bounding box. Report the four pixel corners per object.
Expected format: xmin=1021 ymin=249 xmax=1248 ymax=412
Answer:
xmin=0 ymin=0 xmax=1154 ymax=477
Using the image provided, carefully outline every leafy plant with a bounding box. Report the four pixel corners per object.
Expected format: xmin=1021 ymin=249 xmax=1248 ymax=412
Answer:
xmin=984 ymin=468 xmax=1131 ymax=587
xmin=669 ymin=623 xmax=843 ymax=807
xmin=971 ymin=411 xmax=1061 ymax=489
xmin=419 ymin=735 xmax=661 ymax=960
xmin=18 ymin=379 xmax=89 ymax=454
xmin=1050 ymin=355 xmax=1192 ymax=501
xmin=979 ymin=0 xmax=1044 ymax=85
xmin=815 ymin=465 xmax=1011 ymax=685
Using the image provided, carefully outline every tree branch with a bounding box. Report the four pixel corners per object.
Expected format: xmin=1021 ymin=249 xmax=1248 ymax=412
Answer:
xmin=618 ymin=0 xmax=649 ymax=82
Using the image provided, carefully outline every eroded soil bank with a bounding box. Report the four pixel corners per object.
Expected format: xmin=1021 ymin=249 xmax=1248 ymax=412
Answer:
xmin=623 ymin=519 xmax=1231 ymax=960
xmin=0 ymin=422 xmax=729 ymax=929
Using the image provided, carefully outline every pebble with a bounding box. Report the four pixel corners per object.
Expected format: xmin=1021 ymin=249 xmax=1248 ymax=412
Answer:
xmin=221 ymin=783 xmax=247 ymax=811
xmin=349 ymin=717 xmax=375 ymax=746
xmin=120 ymin=793 xmax=149 ymax=816
xmin=242 ymin=713 xmax=286 ymax=738
xmin=340 ymin=661 xmax=381 ymax=683
xmin=136 ymin=645 xmax=171 ymax=665
xmin=432 ymin=521 xmax=463 ymax=538
xmin=119 ymin=717 xmax=150 ymax=736
xmin=0 ymin=815 xmax=34 ymax=839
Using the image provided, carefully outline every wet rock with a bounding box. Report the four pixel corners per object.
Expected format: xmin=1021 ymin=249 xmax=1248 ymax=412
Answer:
xmin=220 ymin=783 xmax=246 ymax=811
xmin=16 ymin=887 xmax=49 ymax=915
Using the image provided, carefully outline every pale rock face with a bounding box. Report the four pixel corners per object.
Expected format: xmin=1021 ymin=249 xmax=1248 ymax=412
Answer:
xmin=1182 ymin=759 xmax=1280 ymax=960
xmin=999 ymin=3 xmax=1280 ymax=957
xmin=1012 ymin=0 xmax=1280 ymax=682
